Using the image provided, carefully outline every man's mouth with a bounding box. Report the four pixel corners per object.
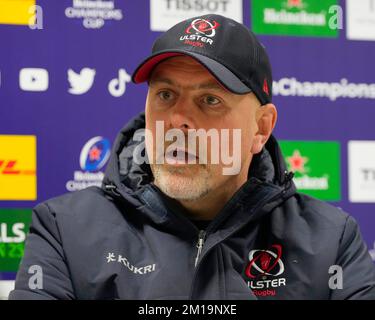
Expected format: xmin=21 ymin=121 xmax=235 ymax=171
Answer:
xmin=165 ymin=148 xmax=198 ymax=164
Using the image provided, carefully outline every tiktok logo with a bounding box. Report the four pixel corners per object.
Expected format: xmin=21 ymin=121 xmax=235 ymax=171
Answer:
xmin=108 ymin=68 xmax=131 ymax=97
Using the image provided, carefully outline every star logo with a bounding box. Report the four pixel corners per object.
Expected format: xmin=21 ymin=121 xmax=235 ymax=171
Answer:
xmin=286 ymin=150 xmax=309 ymax=174
xmin=89 ymin=146 xmax=102 ymax=161
xmin=287 ymin=0 xmax=303 ymax=8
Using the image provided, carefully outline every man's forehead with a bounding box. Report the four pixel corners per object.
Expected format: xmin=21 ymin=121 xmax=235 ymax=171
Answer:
xmin=149 ymin=57 xmax=229 ymax=92
xmin=157 ymin=55 xmax=206 ymax=68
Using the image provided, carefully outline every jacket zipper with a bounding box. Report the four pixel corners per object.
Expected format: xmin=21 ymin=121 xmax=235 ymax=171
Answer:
xmin=194 ymin=230 xmax=206 ymax=268
xmin=188 ymin=182 xmax=293 ymax=299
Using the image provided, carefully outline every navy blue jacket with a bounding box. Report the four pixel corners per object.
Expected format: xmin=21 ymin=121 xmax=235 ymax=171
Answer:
xmin=9 ymin=113 xmax=375 ymax=299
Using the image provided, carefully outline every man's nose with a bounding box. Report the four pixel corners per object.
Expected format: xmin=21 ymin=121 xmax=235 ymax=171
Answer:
xmin=168 ymin=97 xmax=196 ymax=133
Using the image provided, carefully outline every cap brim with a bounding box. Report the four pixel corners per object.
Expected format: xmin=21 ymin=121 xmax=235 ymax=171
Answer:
xmin=132 ymin=50 xmax=252 ymax=95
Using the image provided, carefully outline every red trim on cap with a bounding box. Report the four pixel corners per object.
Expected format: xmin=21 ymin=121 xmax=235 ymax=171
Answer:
xmin=263 ymin=78 xmax=269 ymax=96
xmin=133 ymin=53 xmax=185 ymax=83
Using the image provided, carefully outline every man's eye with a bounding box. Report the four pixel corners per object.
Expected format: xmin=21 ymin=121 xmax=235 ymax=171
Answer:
xmin=202 ymin=95 xmax=220 ymax=105
xmin=158 ymin=91 xmax=174 ymax=101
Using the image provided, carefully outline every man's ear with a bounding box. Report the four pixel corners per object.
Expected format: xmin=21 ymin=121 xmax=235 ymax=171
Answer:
xmin=251 ymin=103 xmax=277 ymax=154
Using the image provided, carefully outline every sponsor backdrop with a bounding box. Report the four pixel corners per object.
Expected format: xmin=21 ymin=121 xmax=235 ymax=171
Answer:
xmin=1 ymin=0 xmax=375 ymax=297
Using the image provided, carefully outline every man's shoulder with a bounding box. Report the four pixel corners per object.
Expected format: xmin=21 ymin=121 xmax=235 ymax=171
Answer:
xmin=33 ymin=186 xmax=124 ymax=222
xmin=287 ymin=192 xmax=351 ymax=230
xmin=36 ymin=185 xmax=105 ymax=208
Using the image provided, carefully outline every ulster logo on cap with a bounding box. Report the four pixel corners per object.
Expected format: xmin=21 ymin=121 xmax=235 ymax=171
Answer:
xmin=180 ymin=18 xmax=220 ymax=47
xmin=185 ymin=18 xmax=220 ymax=38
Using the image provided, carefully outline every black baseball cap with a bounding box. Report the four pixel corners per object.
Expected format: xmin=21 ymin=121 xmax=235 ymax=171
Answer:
xmin=132 ymin=14 xmax=272 ymax=105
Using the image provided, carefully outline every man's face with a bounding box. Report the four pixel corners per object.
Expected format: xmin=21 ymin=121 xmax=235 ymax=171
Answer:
xmin=145 ymin=56 xmax=263 ymax=201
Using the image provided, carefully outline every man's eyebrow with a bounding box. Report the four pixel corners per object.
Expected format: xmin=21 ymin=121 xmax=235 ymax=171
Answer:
xmin=149 ymin=77 xmax=227 ymax=92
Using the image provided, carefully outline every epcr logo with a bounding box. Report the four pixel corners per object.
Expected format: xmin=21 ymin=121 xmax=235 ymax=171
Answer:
xmin=185 ymin=18 xmax=220 ymax=37
xmin=245 ymin=244 xmax=285 ymax=279
xmin=80 ymin=136 xmax=111 ymax=172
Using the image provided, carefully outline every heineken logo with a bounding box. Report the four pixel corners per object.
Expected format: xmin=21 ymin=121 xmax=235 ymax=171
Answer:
xmin=252 ymin=0 xmax=340 ymax=38
xmin=286 ymin=149 xmax=329 ymax=191
xmin=264 ymin=0 xmax=326 ymax=27
xmin=280 ymin=141 xmax=341 ymax=201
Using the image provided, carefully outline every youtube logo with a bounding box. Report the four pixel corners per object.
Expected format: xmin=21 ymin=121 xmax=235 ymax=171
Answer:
xmin=19 ymin=68 xmax=49 ymax=92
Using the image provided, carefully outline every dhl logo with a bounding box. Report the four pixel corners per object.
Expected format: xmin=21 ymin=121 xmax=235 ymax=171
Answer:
xmin=0 ymin=160 xmax=36 ymax=175
xmin=0 ymin=135 xmax=37 ymax=200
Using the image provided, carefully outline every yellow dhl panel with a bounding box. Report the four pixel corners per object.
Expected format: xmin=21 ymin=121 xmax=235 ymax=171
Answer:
xmin=0 ymin=0 xmax=36 ymax=25
xmin=0 ymin=135 xmax=37 ymax=200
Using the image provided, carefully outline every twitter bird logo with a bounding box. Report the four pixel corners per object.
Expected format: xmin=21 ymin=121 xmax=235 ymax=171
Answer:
xmin=68 ymin=68 xmax=96 ymax=95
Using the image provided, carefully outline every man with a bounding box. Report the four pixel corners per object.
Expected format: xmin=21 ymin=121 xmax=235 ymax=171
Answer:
xmin=9 ymin=14 xmax=375 ymax=299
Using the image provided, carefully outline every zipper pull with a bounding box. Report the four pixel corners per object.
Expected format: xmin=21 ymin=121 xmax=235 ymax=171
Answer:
xmin=194 ymin=230 xmax=206 ymax=268
xmin=104 ymin=184 xmax=121 ymax=197
xmin=285 ymin=171 xmax=295 ymax=182
xmin=282 ymin=171 xmax=294 ymax=193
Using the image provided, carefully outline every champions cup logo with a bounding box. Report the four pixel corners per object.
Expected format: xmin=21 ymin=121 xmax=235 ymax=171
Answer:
xmin=80 ymin=136 xmax=111 ymax=172
xmin=245 ymin=244 xmax=284 ymax=279
xmin=66 ymin=136 xmax=111 ymax=192
xmin=180 ymin=18 xmax=220 ymax=47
